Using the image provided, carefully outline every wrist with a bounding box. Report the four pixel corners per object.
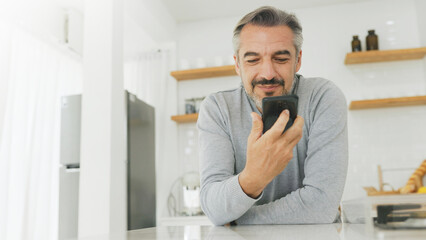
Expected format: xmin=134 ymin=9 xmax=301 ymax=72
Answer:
xmin=238 ymin=170 xmax=264 ymax=198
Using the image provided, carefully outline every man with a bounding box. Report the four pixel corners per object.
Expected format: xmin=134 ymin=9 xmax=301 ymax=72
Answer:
xmin=197 ymin=6 xmax=348 ymax=225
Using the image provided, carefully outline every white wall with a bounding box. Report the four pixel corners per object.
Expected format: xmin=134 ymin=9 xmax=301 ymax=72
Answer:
xmin=0 ymin=0 xmax=64 ymax=41
xmin=124 ymin=0 xmax=176 ymax=56
xmin=173 ymin=0 xmax=426 ymax=210
xmin=78 ymin=0 xmax=127 ymax=236
xmin=415 ymin=0 xmax=426 ymax=46
xmin=0 ymin=22 xmax=11 ymax=145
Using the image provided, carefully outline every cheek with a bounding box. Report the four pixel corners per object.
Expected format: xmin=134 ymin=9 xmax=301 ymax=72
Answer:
xmin=240 ymin=68 xmax=255 ymax=90
xmin=242 ymin=79 xmax=254 ymax=93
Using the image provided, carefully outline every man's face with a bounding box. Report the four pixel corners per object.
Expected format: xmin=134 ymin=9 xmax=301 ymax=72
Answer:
xmin=234 ymin=24 xmax=302 ymax=110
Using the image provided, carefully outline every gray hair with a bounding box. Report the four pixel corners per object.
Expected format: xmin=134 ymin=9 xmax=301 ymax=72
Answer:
xmin=233 ymin=6 xmax=303 ymax=58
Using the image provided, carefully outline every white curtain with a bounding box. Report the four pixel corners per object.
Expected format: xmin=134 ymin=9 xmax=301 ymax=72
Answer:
xmin=124 ymin=50 xmax=178 ymax=221
xmin=0 ymin=20 xmax=83 ymax=240
xmin=124 ymin=50 xmax=171 ymax=106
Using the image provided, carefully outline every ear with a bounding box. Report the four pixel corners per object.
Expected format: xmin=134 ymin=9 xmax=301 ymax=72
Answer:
xmin=234 ymin=55 xmax=241 ymax=76
xmin=295 ymin=50 xmax=302 ymax=72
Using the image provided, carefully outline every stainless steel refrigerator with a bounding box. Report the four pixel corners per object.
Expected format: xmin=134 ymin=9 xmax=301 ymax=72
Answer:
xmin=59 ymin=92 xmax=156 ymax=239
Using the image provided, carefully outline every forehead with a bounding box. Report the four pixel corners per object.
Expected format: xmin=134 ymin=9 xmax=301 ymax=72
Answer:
xmin=239 ymin=24 xmax=295 ymax=55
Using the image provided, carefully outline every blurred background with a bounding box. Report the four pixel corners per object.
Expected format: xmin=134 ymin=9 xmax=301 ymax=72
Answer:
xmin=0 ymin=0 xmax=425 ymax=239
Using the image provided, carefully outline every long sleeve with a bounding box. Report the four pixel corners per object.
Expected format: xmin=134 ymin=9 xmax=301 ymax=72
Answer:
xmin=236 ymin=83 xmax=348 ymax=224
xmin=197 ymin=79 xmax=348 ymax=225
xmin=197 ymin=96 xmax=261 ymax=226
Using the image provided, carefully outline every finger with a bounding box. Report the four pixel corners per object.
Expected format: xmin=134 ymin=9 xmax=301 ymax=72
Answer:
xmin=279 ymin=115 xmax=304 ymax=146
xmin=264 ymin=109 xmax=290 ymax=139
xmin=248 ymin=112 xmax=263 ymax=144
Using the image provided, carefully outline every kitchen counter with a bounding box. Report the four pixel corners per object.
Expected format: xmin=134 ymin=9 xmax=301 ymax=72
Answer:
xmin=76 ymin=223 xmax=426 ymax=239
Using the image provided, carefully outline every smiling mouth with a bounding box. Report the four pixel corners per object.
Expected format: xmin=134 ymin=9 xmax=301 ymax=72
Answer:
xmin=256 ymin=84 xmax=281 ymax=91
xmin=251 ymin=78 xmax=285 ymax=91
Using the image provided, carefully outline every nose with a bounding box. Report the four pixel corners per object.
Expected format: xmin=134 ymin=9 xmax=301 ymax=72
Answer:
xmin=258 ymin=59 xmax=278 ymax=81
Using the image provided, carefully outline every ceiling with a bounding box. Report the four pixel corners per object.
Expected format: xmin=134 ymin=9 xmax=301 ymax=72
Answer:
xmin=56 ymin=0 xmax=375 ymax=23
xmin=161 ymin=0 xmax=373 ymax=23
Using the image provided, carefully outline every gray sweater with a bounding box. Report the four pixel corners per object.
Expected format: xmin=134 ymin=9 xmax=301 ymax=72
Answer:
xmin=197 ymin=75 xmax=348 ymax=225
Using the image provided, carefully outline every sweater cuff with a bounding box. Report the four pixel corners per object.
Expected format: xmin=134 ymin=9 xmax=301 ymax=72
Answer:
xmin=232 ymin=173 xmax=263 ymax=202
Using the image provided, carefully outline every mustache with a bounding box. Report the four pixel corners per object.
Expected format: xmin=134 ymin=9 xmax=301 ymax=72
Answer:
xmin=251 ymin=78 xmax=285 ymax=88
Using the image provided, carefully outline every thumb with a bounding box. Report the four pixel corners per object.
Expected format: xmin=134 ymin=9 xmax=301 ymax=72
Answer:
xmin=248 ymin=112 xmax=263 ymax=144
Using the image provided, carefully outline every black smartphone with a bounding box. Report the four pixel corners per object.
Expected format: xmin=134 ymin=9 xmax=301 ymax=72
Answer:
xmin=262 ymin=95 xmax=298 ymax=134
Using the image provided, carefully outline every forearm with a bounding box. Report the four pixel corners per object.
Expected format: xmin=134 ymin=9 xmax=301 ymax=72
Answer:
xmin=200 ymin=174 xmax=260 ymax=225
xmin=236 ymin=185 xmax=342 ymax=224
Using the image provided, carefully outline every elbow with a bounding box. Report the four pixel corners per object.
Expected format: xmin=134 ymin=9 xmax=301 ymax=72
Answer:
xmin=200 ymin=191 xmax=228 ymax=226
xmin=319 ymin=212 xmax=338 ymax=224
xmin=310 ymin=206 xmax=339 ymax=224
xmin=209 ymin=217 xmax=228 ymax=226
xmin=307 ymin=188 xmax=342 ymax=224
xmin=200 ymin=201 xmax=227 ymax=226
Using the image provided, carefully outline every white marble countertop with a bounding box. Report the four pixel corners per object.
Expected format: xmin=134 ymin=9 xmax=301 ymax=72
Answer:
xmin=77 ymin=223 xmax=426 ymax=240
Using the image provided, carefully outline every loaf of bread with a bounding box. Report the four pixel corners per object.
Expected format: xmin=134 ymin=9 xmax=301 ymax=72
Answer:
xmin=399 ymin=159 xmax=426 ymax=194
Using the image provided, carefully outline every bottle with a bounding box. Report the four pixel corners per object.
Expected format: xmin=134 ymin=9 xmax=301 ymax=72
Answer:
xmin=185 ymin=98 xmax=195 ymax=114
xmin=366 ymin=30 xmax=379 ymax=51
xmin=351 ymin=35 xmax=361 ymax=52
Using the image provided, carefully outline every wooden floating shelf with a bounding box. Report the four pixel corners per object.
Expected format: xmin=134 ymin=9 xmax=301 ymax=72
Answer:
xmin=363 ymin=187 xmax=400 ymax=196
xmin=349 ymin=96 xmax=426 ymax=110
xmin=174 ymin=96 xmax=426 ymax=118
xmin=170 ymin=65 xmax=237 ymax=81
xmin=171 ymin=113 xmax=198 ymax=123
xmin=344 ymin=47 xmax=426 ymax=64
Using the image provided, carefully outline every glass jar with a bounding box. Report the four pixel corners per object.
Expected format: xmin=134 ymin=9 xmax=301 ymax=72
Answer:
xmin=351 ymin=35 xmax=361 ymax=52
xmin=194 ymin=97 xmax=205 ymax=113
xmin=366 ymin=30 xmax=379 ymax=51
xmin=185 ymin=98 xmax=196 ymax=114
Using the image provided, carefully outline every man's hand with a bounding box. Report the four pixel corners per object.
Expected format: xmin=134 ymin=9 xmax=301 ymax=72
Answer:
xmin=239 ymin=110 xmax=304 ymax=198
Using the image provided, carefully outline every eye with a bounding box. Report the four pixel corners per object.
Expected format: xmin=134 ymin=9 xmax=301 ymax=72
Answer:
xmin=275 ymin=58 xmax=289 ymax=63
xmin=246 ymin=59 xmax=259 ymax=63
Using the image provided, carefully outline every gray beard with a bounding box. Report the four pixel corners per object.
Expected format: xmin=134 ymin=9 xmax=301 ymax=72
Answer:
xmin=244 ymin=84 xmax=289 ymax=111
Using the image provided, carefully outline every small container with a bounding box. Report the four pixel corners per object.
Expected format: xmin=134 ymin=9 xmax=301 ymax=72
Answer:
xmin=195 ymin=58 xmax=206 ymax=68
xmin=351 ymin=35 xmax=361 ymax=52
xmin=194 ymin=97 xmax=205 ymax=113
xmin=366 ymin=30 xmax=379 ymax=51
xmin=185 ymin=99 xmax=196 ymax=114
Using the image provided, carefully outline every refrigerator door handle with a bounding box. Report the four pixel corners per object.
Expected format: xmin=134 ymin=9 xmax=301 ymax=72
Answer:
xmin=65 ymin=163 xmax=80 ymax=169
xmin=64 ymin=164 xmax=80 ymax=173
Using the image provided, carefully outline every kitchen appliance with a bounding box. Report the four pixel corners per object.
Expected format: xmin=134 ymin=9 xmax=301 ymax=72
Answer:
xmin=58 ymin=95 xmax=81 ymax=240
xmin=374 ymin=203 xmax=426 ymax=229
xmin=181 ymin=172 xmax=202 ymax=216
xmin=126 ymin=92 xmax=156 ymax=230
xmin=364 ymin=194 xmax=426 ymax=238
xmin=168 ymin=172 xmax=202 ymax=217
xmin=58 ymin=91 xmax=156 ymax=239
